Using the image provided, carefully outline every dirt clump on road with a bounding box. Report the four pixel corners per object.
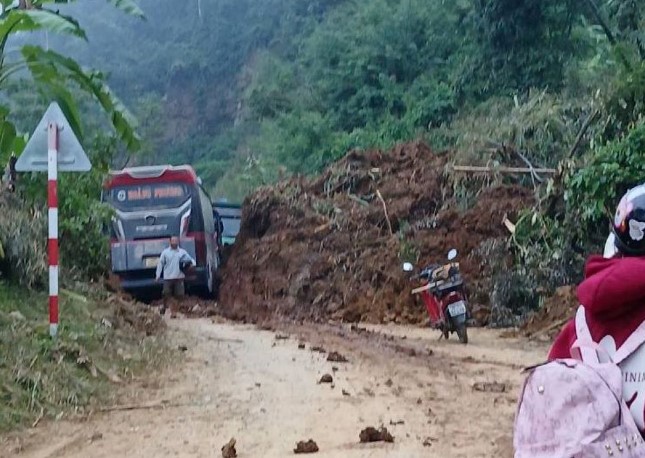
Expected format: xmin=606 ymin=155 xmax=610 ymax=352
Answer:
xmin=326 ymin=351 xmax=349 ymax=363
xmin=319 ymin=374 xmax=333 ymax=384
xmin=359 ymin=426 xmax=394 ymax=443
xmin=521 ymin=285 xmax=577 ymax=341
xmin=219 ymin=141 xmax=532 ymax=325
xmin=472 ymin=381 xmax=508 ymax=393
xmin=221 ymin=438 xmax=237 ymax=458
xmin=294 ymin=439 xmax=319 ymax=454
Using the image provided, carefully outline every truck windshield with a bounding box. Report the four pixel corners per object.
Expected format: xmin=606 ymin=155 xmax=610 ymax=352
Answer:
xmin=222 ymin=217 xmax=240 ymax=237
xmin=108 ymin=182 xmax=190 ymax=212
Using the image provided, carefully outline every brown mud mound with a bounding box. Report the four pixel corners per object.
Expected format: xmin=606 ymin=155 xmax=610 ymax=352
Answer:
xmin=521 ymin=285 xmax=577 ymax=340
xmin=220 ymin=141 xmax=532 ymax=325
xmin=107 ymin=294 xmax=165 ymax=336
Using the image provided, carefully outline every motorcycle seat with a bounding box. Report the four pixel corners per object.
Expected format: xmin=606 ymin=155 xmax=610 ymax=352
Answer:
xmin=433 ymin=279 xmax=463 ymax=295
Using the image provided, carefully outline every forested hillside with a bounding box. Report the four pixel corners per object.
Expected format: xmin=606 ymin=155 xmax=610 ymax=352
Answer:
xmin=9 ymin=0 xmax=643 ymax=201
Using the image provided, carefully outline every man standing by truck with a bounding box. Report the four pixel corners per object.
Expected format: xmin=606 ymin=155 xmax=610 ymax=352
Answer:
xmin=155 ymin=236 xmax=195 ymax=318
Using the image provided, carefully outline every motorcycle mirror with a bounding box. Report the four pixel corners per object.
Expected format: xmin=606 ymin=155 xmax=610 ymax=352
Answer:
xmin=402 ymin=262 xmax=414 ymax=272
xmin=447 ymin=249 xmax=458 ymax=261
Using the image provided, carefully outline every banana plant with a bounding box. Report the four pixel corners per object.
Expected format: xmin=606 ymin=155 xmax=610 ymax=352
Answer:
xmin=0 ymin=0 xmax=144 ymax=163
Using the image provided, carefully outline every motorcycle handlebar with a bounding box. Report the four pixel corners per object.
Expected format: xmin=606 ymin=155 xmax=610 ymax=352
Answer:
xmin=410 ymin=271 xmax=432 ymax=281
xmin=407 ymin=263 xmax=461 ymax=282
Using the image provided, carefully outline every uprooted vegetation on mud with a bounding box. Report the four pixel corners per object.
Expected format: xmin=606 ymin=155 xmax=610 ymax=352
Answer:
xmin=219 ymin=141 xmax=534 ymax=326
xmin=0 ymin=284 xmax=167 ymax=432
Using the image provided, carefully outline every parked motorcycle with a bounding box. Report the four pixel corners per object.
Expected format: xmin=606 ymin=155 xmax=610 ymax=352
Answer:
xmin=403 ymin=249 xmax=470 ymax=344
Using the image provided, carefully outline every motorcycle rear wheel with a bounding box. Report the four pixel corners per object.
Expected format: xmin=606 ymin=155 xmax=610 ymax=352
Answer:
xmin=456 ymin=325 xmax=468 ymax=344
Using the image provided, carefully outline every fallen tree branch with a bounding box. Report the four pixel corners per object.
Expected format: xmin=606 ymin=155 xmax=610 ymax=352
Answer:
xmin=376 ymin=190 xmax=393 ymax=236
xmin=512 ymin=149 xmax=544 ymax=184
xmin=99 ymin=399 xmax=216 ymax=412
xmin=100 ymin=401 xmax=171 ymax=412
xmin=453 ymin=166 xmax=556 ymax=174
xmin=483 ymin=141 xmax=546 ymax=184
xmin=528 ymin=317 xmax=571 ymax=339
xmin=567 ymin=110 xmax=600 ymax=159
xmin=544 ymin=110 xmax=599 ymax=216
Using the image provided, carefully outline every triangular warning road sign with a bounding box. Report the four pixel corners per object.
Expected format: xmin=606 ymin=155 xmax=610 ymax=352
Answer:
xmin=15 ymin=102 xmax=91 ymax=172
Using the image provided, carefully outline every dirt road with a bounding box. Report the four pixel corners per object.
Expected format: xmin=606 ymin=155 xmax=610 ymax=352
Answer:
xmin=3 ymin=318 xmax=549 ymax=458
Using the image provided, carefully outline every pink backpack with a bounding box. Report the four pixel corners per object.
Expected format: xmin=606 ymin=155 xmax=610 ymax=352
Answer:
xmin=514 ymin=307 xmax=645 ymax=457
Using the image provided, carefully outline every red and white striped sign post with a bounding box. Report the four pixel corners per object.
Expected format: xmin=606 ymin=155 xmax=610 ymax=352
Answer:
xmin=15 ymin=102 xmax=92 ymax=339
xmin=47 ymin=123 xmax=59 ymax=337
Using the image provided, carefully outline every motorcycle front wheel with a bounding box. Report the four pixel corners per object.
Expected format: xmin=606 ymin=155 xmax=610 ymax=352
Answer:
xmin=456 ymin=325 xmax=468 ymax=344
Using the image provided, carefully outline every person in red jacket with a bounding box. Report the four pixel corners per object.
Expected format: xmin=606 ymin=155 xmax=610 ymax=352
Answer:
xmin=549 ymin=183 xmax=645 ymax=433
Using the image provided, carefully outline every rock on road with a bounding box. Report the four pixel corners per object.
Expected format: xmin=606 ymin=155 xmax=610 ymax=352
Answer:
xmin=3 ymin=318 xmax=549 ymax=458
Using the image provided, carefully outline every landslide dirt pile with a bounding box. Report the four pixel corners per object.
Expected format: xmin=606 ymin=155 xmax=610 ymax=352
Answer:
xmin=521 ymin=285 xmax=578 ymax=341
xmin=219 ymin=141 xmax=533 ymax=325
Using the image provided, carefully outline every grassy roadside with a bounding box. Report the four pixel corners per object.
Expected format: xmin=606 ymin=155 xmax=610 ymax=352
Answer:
xmin=0 ymin=281 xmax=168 ymax=432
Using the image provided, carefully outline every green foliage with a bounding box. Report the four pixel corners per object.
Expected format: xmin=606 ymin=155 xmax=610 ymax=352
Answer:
xmin=513 ymin=209 xmax=584 ymax=287
xmin=221 ymin=0 xmax=464 ymax=187
xmin=296 ymin=0 xmax=453 ymax=130
xmin=244 ymin=52 xmax=300 ymax=119
xmin=0 ymin=195 xmax=47 ymax=288
xmin=610 ymin=0 xmax=644 ymax=58
xmin=59 ymin=141 xmax=115 ymax=279
xmin=397 ymin=221 xmax=419 ymax=264
xmin=463 ymin=0 xmax=581 ymax=98
xmin=252 ymin=111 xmax=342 ymax=174
xmin=445 ymin=92 xmax=588 ymax=167
xmin=130 ymin=92 xmax=167 ymax=162
xmin=601 ymin=60 xmax=645 ymax=141
xmin=21 ymin=45 xmax=140 ymax=151
xmin=567 ymin=121 xmax=645 ymax=223
xmin=213 ymin=154 xmax=283 ymax=202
